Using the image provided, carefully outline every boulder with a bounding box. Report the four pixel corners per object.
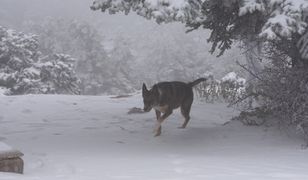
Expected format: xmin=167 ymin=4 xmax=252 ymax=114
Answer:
xmin=0 ymin=142 xmax=24 ymax=174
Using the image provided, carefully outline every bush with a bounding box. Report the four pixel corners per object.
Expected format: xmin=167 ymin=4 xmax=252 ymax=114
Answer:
xmin=194 ymin=72 xmax=246 ymax=103
xmin=251 ymin=66 xmax=308 ymax=132
xmin=232 ymin=47 xmax=308 ymax=137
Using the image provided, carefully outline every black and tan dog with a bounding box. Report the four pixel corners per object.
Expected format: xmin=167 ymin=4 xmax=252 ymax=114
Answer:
xmin=142 ymin=78 xmax=207 ymax=136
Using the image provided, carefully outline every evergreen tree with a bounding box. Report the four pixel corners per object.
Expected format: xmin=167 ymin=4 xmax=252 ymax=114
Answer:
xmin=24 ymin=18 xmax=122 ymax=95
xmin=38 ymin=54 xmax=81 ymax=94
xmin=91 ymin=0 xmax=308 ymax=64
xmin=0 ymin=26 xmax=40 ymax=95
xmin=106 ymin=37 xmax=135 ymax=94
xmin=0 ymin=26 xmax=80 ymax=95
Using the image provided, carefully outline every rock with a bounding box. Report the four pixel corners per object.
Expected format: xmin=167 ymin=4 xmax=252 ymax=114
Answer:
xmin=0 ymin=150 xmax=24 ymax=174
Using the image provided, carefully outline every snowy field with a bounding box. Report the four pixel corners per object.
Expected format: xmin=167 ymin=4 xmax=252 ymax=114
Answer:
xmin=0 ymin=94 xmax=308 ymax=180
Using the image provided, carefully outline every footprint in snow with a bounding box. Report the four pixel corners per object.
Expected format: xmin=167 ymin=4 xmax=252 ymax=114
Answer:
xmin=42 ymin=119 xmax=50 ymax=123
xmin=83 ymin=127 xmax=98 ymax=130
xmin=22 ymin=109 xmax=32 ymax=114
xmin=116 ymin=141 xmax=125 ymax=144
xmin=53 ymin=133 xmax=62 ymax=136
xmin=0 ymin=136 xmax=7 ymax=140
xmin=90 ymin=117 xmax=99 ymax=121
xmin=75 ymin=108 xmax=88 ymax=113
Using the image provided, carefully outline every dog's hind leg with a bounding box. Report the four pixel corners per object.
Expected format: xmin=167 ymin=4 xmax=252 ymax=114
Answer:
xmin=154 ymin=110 xmax=172 ymax=137
xmin=155 ymin=109 xmax=161 ymax=120
xmin=179 ymin=102 xmax=192 ymax=129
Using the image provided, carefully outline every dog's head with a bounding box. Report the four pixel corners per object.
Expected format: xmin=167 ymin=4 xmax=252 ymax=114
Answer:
xmin=142 ymin=83 xmax=156 ymax=112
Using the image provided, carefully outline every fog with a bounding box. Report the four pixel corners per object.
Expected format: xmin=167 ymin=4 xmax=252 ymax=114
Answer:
xmin=0 ymin=0 xmax=245 ymax=95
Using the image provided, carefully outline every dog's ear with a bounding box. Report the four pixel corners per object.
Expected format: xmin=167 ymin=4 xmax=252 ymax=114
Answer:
xmin=142 ymin=83 xmax=148 ymax=95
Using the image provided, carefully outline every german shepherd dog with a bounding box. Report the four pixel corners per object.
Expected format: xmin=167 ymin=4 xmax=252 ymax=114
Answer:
xmin=142 ymin=78 xmax=207 ymax=136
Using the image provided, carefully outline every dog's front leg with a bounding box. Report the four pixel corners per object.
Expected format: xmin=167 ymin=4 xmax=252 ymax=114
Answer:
xmin=153 ymin=110 xmax=162 ymax=135
xmin=154 ymin=110 xmax=172 ymax=137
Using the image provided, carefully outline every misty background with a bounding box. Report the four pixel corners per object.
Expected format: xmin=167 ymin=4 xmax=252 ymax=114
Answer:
xmin=0 ymin=0 xmax=245 ymax=95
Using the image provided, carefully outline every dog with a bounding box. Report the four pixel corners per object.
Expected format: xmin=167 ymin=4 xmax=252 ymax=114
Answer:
xmin=142 ymin=78 xmax=207 ymax=136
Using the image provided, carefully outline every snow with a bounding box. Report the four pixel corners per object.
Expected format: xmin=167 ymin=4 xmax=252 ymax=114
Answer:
xmin=239 ymin=0 xmax=265 ymax=16
xmin=259 ymin=0 xmax=308 ymax=39
xmin=221 ymin=72 xmax=237 ymax=82
xmin=0 ymin=142 xmax=12 ymax=152
xmin=24 ymin=67 xmax=40 ymax=76
xmin=0 ymin=87 xmax=10 ymax=96
xmin=0 ymin=94 xmax=308 ymax=179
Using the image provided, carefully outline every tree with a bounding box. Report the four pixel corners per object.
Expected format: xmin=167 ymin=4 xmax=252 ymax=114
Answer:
xmin=91 ymin=0 xmax=203 ymax=24
xmin=90 ymin=1 xmax=308 ymax=101
xmin=38 ymin=54 xmax=81 ymax=94
xmin=24 ymin=18 xmax=110 ymax=95
xmin=24 ymin=18 xmax=142 ymax=95
xmin=141 ymin=32 xmax=212 ymax=84
xmin=0 ymin=26 xmax=80 ymax=95
xmin=0 ymin=25 xmax=40 ymax=95
xmin=91 ymin=0 xmax=308 ymax=65
xmin=105 ymin=37 xmax=136 ymax=94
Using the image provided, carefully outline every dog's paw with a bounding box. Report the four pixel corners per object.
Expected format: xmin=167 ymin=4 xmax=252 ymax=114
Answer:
xmin=153 ymin=126 xmax=162 ymax=137
xmin=153 ymin=123 xmax=161 ymax=131
xmin=153 ymin=128 xmax=157 ymax=133
xmin=154 ymin=131 xmax=161 ymax=137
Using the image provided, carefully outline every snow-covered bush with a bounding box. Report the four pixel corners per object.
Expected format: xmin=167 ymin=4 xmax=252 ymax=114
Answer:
xmin=195 ymin=79 xmax=220 ymax=103
xmin=230 ymin=40 xmax=308 ymax=133
xmin=242 ymin=65 xmax=308 ymax=131
xmin=194 ymin=72 xmax=246 ymax=103
xmin=220 ymin=72 xmax=246 ymax=103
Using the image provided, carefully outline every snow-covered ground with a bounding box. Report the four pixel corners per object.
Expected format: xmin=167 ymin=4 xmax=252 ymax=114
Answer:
xmin=0 ymin=94 xmax=307 ymax=180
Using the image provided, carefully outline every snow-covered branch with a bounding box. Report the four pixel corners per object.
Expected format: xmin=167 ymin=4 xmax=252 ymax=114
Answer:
xmin=259 ymin=0 xmax=308 ymax=39
xmin=91 ymin=0 xmax=204 ymax=24
xmin=91 ymin=0 xmax=308 ymax=40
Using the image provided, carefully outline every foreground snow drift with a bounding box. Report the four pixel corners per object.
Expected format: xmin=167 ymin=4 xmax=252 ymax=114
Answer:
xmin=0 ymin=94 xmax=307 ymax=180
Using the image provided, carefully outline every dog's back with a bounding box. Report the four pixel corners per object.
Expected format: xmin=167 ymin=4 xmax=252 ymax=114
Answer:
xmin=154 ymin=81 xmax=193 ymax=109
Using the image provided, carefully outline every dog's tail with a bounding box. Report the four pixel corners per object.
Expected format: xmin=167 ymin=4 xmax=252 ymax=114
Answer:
xmin=188 ymin=78 xmax=207 ymax=87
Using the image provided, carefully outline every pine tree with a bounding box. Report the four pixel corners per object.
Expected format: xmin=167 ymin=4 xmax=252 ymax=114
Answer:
xmin=106 ymin=37 xmax=135 ymax=94
xmin=0 ymin=26 xmax=81 ymax=95
xmin=24 ymin=18 xmax=119 ymax=95
xmin=38 ymin=54 xmax=81 ymax=94
xmin=0 ymin=26 xmax=40 ymax=95
xmin=91 ymin=0 xmax=308 ymax=64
